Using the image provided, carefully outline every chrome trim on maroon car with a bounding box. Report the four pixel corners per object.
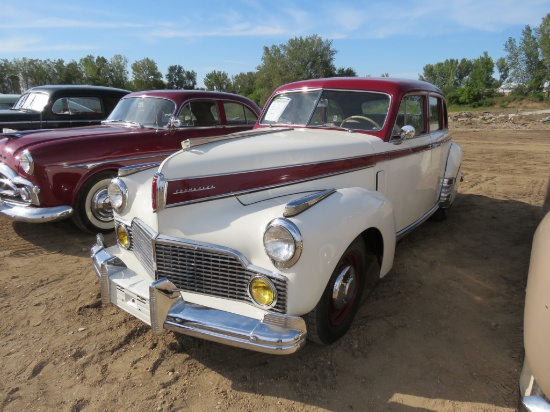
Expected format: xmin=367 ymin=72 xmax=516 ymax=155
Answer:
xmin=0 ymin=200 xmax=73 ymax=222
xmin=65 ymin=152 xmax=174 ymax=170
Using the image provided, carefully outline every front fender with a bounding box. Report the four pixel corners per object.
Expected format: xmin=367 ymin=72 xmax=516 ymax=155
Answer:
xmin=280 ymin=187 xmax=396 ymax=315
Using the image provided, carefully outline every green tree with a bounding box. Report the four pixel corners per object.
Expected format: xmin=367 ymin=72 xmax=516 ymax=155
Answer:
xmin=333 ymin=67 xmax=357 ymax=77
xmin=204 ymin=70 xmax=232 ymax=92
xmin=131 ymin=58 xmax=164 ymax=91
xmin=504 ymin=25 xmax=545 ymax=95
xmin=419 ymin=58 xmax=472 ymax=97
xmin=537 ymin=13 xmax=550 ymax=93
xmin=108 ymin=54 xmax=129 ymax=89
xmin=0 ymin=59 xmax=18 ymax=93
xmin=255 ymin=35 xmax=337 ymax=105
xmin=456 ymin=52 xmax=496 ymax=106
xmin=495 ymin=57 xmax=509 ymax=84
xmin=80 ymin=55 xmax=111 ymax=86
xmin=166 ymin=65 xmax=197 ymax=89
xmin=231 ymin=71 xmax=257 ymax=97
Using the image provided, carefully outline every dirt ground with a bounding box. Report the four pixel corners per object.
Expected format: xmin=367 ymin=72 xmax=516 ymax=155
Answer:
xmin=1 ymin=110 xmax=550 ymax=412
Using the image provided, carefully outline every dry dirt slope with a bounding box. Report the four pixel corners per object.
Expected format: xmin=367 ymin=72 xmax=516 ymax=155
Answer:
xmin=0 ymin=122 xmax=549 ymax=411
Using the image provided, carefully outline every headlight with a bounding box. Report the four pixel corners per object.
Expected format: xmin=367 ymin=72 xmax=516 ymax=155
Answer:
xmin=19 ymin=150 xmax=34 ymax=175
xmin=263 ymin=217 xmax=302 ymax=269
xmin=108 ymin=178 xmax=128 ymax=214
xmin=115 ymin=222 xmax=131 ymax=249
xmin=248 ymin=276 xmax=277 ymax=307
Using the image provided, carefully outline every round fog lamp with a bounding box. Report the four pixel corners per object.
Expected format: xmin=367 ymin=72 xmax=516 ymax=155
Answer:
xmin=248 ymin=276 xmax=276 ymax=307
xmin=116 ymin=223 xmax=131 ymax=249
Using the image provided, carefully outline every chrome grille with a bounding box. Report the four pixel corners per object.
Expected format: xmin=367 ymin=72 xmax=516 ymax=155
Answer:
xmin=129 ymin=219 xmax=287 ymax=313
xmin=130 ymin=219 xmax=155 ymax=277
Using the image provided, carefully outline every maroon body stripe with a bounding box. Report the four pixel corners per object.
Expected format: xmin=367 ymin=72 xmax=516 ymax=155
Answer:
xmin=164 ymin=137 xmax=448 ymax=207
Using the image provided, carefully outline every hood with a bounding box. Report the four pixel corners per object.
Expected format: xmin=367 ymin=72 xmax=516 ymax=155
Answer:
xmin=159 ymin=128 xmax=378 ymax=206
xmin=0 ymin=124 xmax=136 ymax=154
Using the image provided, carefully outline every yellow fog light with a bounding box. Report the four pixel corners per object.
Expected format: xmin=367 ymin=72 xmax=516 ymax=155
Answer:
xmin=248 ymin=276 xmax=277 ymax=307
xmin=116 ymin=223 xmax=131 ymax=249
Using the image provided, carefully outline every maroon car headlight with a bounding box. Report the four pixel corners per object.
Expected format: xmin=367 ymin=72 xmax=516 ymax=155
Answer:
xmin=108 ymin=178 xmax=128 ymax=214
xmin=19 ymin=150 xmax=34 ymax=175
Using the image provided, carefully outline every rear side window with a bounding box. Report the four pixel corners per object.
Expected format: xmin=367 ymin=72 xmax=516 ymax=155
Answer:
xmin=223 ymin=102 xmax=258 ymax=125
xmin=52 ymin=97 xmax=103 ymax=115
xmin=429 ymin=96 xmax=442 ymax=132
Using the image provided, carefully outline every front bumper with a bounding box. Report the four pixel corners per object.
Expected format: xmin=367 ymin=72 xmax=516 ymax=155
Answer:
xmin=91 ymin=236 xmax=307 ymax=355
xmin=0 ymin=200 xmax=73 ymax=222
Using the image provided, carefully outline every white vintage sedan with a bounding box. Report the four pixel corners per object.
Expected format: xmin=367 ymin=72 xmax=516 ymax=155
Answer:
xmin=91 ymin=77 xmax=463 ymax=354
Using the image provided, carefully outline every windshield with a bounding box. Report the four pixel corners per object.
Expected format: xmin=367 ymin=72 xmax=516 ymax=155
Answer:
xmin=13 ymin=92 xmax=50 ymax=112
xmin=260 ymin=89 xmax=391 ymax=132
xmin=105 ymin=97 xmax=176 ymax=127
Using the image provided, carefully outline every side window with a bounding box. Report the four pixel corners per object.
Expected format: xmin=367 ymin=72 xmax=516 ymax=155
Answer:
xmin=178 ymin=101 xmax=219 ymax=126
xmin=52 ymin=97 xmax=103 ymax=115
xmin=429 ymin=96 xmax=442 ymax=132
xmin=395 ymin=95 xmax=425 ymax=136
xmin=223 ymin=102 xmax=258 ymax=125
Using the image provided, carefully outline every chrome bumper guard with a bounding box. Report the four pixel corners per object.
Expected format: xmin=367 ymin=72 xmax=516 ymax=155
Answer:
xmin=0 ymin=200 xmax=73 ymax=222
xmin=522 ymin=396 xmax=550 ymax=412
xmin=91 ymin=235 xmax=307 ymax=355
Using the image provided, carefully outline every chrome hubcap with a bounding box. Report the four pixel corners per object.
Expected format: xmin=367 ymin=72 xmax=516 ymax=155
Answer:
xmin=332 ymin=265 xmax=356 ymax=311
xmin=91 ymin=187 xmax=113 ymax=222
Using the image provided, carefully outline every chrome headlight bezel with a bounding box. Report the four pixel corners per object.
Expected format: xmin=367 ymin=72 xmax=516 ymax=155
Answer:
xmin=19 ymin=150 xmax=34 ymax=175
xmin=263 ymin=217 xmax=303 ymax=269
xmin=108 ymin=177 xmax=128 ymax=214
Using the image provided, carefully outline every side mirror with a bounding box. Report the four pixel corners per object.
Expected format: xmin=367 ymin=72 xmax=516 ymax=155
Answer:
xmin=391 ymin=125 xmax=416 ymax=145
xmin=168 ymin=117 xmax=181 ymax=129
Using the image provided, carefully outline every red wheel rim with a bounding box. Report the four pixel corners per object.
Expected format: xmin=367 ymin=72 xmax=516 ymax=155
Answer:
xmin=328 ymin=250 xmax=361 ymax=326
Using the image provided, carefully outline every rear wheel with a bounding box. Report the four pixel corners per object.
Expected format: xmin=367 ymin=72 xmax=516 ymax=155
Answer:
xmin=306 ymin=236 xmax=379 ymax=345
xmin=72 ymin=171 xmax=116 ymax=233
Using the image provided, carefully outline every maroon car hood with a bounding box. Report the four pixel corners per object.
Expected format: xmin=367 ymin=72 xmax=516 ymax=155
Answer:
xmin=0 ymin=125 xmax=135 ymax=153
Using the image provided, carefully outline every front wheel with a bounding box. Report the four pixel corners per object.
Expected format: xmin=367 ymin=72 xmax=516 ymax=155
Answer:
xmin=306 ymin=236 xmax=379 ymax=345
xmin=72 ymin=171 xmax=116 ymax=233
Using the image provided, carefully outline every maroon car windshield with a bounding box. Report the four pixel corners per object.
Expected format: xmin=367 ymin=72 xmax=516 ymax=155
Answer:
xmin=105 ymin=96 xmax=176 ymax=128
xmin=260 ymin=89 xmax=391 ymax=132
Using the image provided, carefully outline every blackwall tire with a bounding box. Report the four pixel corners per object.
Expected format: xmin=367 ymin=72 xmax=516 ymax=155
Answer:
xmin=306 ymin=236 xmax=378 ymax=345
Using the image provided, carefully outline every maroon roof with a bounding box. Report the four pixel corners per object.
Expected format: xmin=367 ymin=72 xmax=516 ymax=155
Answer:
xmin=272 ymin=77 xmax=443 ymax=96
xmin=123 ymin=90 xmax=259 ymax=109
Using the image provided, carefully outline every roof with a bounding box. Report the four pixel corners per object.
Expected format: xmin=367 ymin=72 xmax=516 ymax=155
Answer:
xmin=122 ymin=90 xmax=260 ymax=110
xmin=24 ymin=85 xmax=130 ymax=95
xmin=273 ymin=77 xmax=443 ymax=96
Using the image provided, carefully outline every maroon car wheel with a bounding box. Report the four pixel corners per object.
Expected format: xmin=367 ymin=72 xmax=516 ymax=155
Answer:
xmin=72 ymin=171 xmax=116 ymax=233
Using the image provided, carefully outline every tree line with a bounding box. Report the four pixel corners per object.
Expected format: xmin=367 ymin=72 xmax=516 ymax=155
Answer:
xmin=2 ymin=13 xmax=550 ymax=107
xmin=421 ymin=13 xmax=550 ymax=106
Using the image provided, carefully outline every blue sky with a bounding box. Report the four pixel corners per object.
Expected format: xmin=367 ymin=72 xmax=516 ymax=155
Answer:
xmin=1 ymin=0 xmax=549 ymax=87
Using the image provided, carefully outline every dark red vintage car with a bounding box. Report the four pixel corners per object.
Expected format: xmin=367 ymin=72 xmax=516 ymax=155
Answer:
xmin=0 ymin=90 xmax=260 ymax=232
